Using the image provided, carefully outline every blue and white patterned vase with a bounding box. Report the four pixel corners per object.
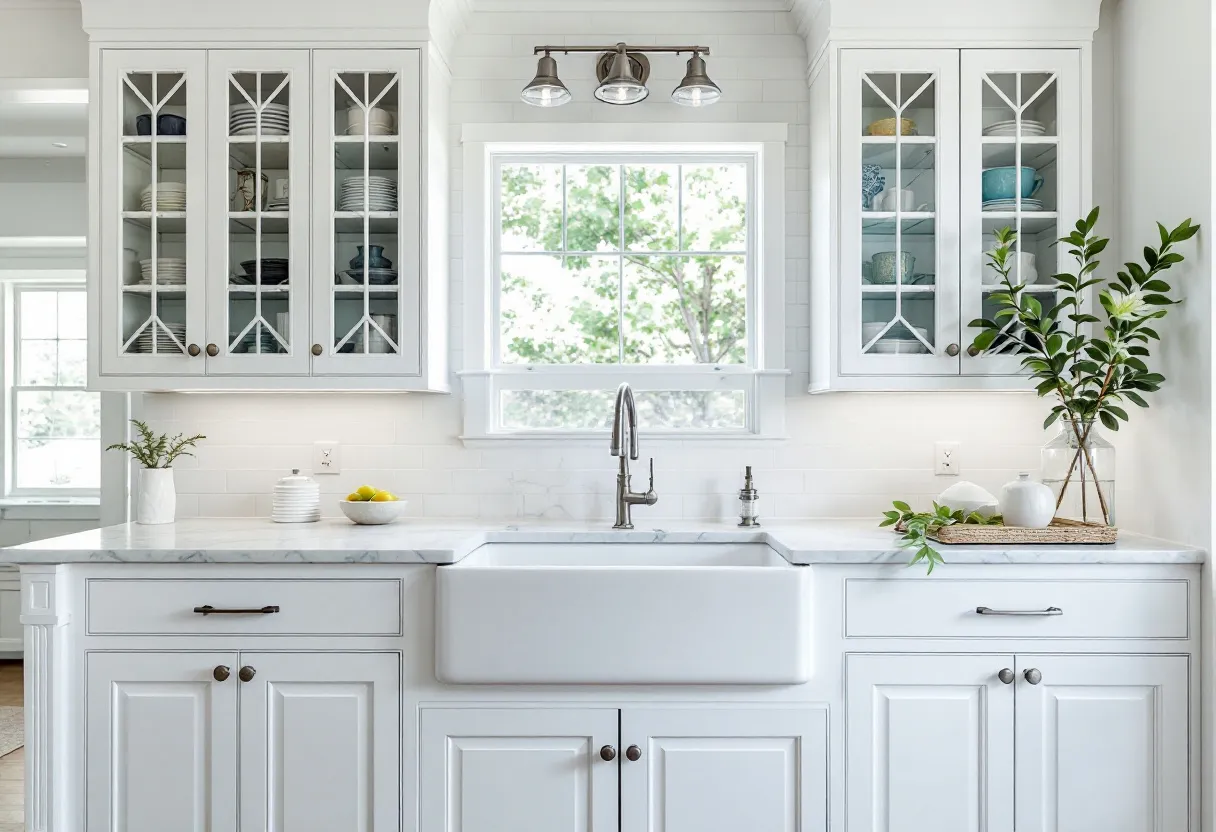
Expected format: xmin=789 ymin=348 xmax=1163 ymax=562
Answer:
xmin=861 ymin=164 xmax=885 ymax=210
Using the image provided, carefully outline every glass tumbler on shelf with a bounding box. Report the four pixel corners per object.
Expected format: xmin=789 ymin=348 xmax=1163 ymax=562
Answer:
xmin=1041 ymin=418 xmax=1115 ymax=526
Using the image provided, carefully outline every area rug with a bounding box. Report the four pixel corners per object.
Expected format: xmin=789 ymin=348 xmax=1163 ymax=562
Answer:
xmin=0 ymin=707 xmax=23 ymax=758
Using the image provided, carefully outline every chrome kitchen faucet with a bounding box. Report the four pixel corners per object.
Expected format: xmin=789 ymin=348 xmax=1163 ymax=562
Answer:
xmin=610 ymin=382 xmax=658 ymax=529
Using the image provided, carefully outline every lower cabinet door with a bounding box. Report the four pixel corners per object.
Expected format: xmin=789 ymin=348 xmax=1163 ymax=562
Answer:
xmin=1014 ymin=654 xmax=1189 ymax=832
xmin=419 ymin=707 xmax=620 ymax=832
xmin=237 ymin=652 xmax=401 ymax=832
xmin=846 ymin=653 xmax=1015 ymax=832
xmin=85 ymin=651 xmax=239 ymax=832
xmin=620 ymin=706 xmax=828 ymax=832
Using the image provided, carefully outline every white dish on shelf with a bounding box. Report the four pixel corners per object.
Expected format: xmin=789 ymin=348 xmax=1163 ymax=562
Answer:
xmin=982 ymin=198 xmax=1044 ymax=212
xmin=870 ymin=338 xmax=930 ymax=354
xmin=983 ymin=119 xmax=1047 ymax=137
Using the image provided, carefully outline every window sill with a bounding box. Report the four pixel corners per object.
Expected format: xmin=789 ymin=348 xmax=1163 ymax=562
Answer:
xmin=0 ymin=498 xmax=101 ymax=522
xmin=459 ymin=433 xmax=790 ymax=448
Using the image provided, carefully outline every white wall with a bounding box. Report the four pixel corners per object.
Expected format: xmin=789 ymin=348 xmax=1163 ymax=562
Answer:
xmin=0 ymin=158 xmax=87 ymax=238
xmin=1105 ymin=0 xmax=1213 ymax=550
xmin=137 ymin=7 xmax=1053 ymax=524
xmin=0 ymin=5 xmax=88 ymax=79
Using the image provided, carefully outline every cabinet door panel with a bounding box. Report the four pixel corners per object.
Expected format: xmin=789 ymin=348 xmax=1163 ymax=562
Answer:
xmin=238 ymin=652 xmax=400 ymax=832
xmin=846 ymin=653 xmax=1014 ymax=832
xmin=311 ymin=49 xmax=422 ymax=377
xmin=839 ymin=49 xmax=961 ymax=377
xmin=420 ymin=708 xmax=619 ymax=832
xmin=85 ymin=651 xmax=238 ymax=832
xmin=98 ymin=49 xmax=208 ymax=377
xmin=205 ymin=49 xmax=312 ymax=375
xmin=1015 ymin=655 xmax=1188 ymax=832
xmin=621 ymin=707 xmax=827 ymax=832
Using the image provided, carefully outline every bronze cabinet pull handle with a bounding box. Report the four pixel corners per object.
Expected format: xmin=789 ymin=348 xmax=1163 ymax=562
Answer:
xmin=976 ymin=606 xmax=1062 ymax=616
xmin=213 ymin=665 xmax=231 ymax=682
xmin=187 ymin=343 xmax=201 ymax=357
xmin=625 ymin=745 xmax=642 ymax=762
xmin=205 ymin=343 xmax=218 ymax=356
xmin=997 ymin=668 xmax=1014 ymax=684
xmin=311 ymin=343 xmax=323 ymax=356
xmin=945 ymin=343 xmax=960 ymax=357
xmin=193 ymin=605 xmax=280 ymax=615
xmin=238 ymin=666 xmax=257 ymax=682
xmin=599 ymin=745 xmax=616 ymax=761
xmin=1024 ymin=667 xmax=1043 ymax=685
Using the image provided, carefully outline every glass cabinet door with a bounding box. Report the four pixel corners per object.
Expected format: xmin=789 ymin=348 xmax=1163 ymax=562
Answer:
xmin=99 ymin=50 xmax=207 ymax=376
xmin=961 ymin=50 xmax=1082 ymax=376
xmin=206 ymin=51 xmax=311 ymax=375
xmin=839 ymin=50 xmax=960 ymax=377
xmin=311 ymin=50 xmax=421 ymax=376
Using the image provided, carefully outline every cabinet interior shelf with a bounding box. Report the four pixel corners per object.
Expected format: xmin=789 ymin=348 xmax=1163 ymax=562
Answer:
xmin=980 ymin=211 xmax=1058 ymax=234
xmin=334 ymin=212 xmax=399 ymax=233
xmin=980 ymin=141 xmax=1058 ymax=168
xmin=228 ymin=284 xmax=291 ymax=296
xmin=122 ymin=284 xmax=186 ymax=296
xmin=123 ymin=211 xmax=186 ymax=232
xmin=334 ymin=285 xmax=401 ymax=301
xmin=228 ymin=140 xmax=290 ymax=170
xmin=229 ymin=211 xmax=290 ymax=233
xmin=863 ymin=213 xmax=936 ymax=236
xmin=861 ymin=284 xmax=936 ymax=295
xmin=334 ymin=138 xmax=401 ymax=169
xmin=123 ymin=136 xmax=188 ymax=167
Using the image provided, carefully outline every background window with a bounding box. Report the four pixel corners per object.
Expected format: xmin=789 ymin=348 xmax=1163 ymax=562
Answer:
xmin=10 ymin=286 xmax=100 ymax=493
xmin=495 ymin=157 xmax=753 ymax=431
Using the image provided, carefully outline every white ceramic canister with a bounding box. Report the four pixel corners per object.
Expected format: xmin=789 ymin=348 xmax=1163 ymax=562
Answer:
xmin=999 ymin=472 xmax=1056 ymax=528
xmin=273 ymin=468 xmax=321 ymax=523
xmin=136 ymin=467 xmax=176 ymax=525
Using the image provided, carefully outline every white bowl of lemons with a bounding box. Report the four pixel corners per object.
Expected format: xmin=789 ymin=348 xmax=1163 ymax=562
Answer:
xmin=339 ymin=485 xmax=406 ymax=525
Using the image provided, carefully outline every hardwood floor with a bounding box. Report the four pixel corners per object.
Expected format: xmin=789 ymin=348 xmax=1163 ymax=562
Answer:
xmin=0 ymin=661 xmax=23 ymax=832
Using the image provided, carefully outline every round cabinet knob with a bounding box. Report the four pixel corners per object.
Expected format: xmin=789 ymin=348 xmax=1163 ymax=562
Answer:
xmin=205 ymin=343 xmax=219 ymax=357
xmin=967 ymin=345 xmax=981 ymax=358
xmin=998 ymin=668 xmax=1015 ymax=685
xmin=625 ymin=745 xmax=642 ymax=762
xmin=945 ymin=343 xmax=960 ymax=357
xmin=1024 ymin=668 xmax=1042 ymax=685
xmin=212 ymin=665 xmax=231 ymax=682
xmin=599 ymin=745 xmax=617 ymax=762
xmin=238 ymin=665 xmax=256 ymax=682
xmin=187 ymin=343 xmax=201 ymax=357
xmin=311 ymin=344 xmax=323 ymax=357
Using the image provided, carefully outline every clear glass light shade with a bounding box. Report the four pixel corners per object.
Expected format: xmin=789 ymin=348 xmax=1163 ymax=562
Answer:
xmin=594 ymin=50 xmax=649 ymax=105
xmin=672 ymin=53 xmax=722 ymax=107
xmin=521 ymin=54 xmax=572 ymax=107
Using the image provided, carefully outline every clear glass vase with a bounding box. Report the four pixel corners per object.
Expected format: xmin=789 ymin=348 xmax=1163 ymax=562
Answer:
xmin=1041 ymin=418 xmax=1116 ymax=526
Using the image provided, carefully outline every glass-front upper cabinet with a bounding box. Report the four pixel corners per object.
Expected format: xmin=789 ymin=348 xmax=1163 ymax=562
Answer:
xmin=839 ymin=50 xmax=960 ymax=376
xmin=311 ymin=50 xmax=421 ymax=376
xmin=206 ymin=51 xmax=311 ymax=375
xmin=961 ymin=50 xmax=1082 ymax=375
xmin=99 ymin=50 xmax=207 ymax=376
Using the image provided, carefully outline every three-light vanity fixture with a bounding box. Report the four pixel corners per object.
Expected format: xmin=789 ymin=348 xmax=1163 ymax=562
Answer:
xmin=521 ymin=42 xmax=721 ymax=108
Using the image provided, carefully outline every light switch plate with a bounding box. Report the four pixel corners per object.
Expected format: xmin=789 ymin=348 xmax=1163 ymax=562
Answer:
xmin=934 ymin=441 xmax=961 ymax=476
xmin=313 ymin=441 xmax=340 ymax=474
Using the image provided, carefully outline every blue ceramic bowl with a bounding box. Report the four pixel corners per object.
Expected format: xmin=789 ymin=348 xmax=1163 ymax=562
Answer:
xmin=349 ymin=245 xmax=392 ymax=270
xmin=135 ymin=114 xmax=152 ymax=136
xmin=157 ymin=114 xmax=187 ymax=136
xmin=982 ymin=166 xmax=1043 ymax=201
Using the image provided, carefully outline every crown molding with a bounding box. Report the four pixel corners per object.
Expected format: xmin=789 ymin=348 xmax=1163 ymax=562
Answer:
xmin=0 ymin=0 xmax=79 ymax=9
xmin=472 ymin=0 xmax=790 ymax=10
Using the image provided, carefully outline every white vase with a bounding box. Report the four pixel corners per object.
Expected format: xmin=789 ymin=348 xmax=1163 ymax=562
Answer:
xmin=999 ymin=472 xmax=1056 ymax=528
xmin=137 ymin=467 xmax=176 ymax=525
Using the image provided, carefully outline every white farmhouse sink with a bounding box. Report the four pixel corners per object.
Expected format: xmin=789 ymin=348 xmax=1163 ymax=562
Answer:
xmin=435 ymin=543 xmax=811 ymax=684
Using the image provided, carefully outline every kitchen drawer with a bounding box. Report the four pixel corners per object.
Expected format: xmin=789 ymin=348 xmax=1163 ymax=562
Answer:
xmin=844 ymin=578 xmax=1189 ymax=639
xmin=87 ymin=578 xmax=402 ymax=636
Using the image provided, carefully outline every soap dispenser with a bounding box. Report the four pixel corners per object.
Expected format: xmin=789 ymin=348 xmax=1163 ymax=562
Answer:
xmin=738 ymin=466 xmax=760 ymax=527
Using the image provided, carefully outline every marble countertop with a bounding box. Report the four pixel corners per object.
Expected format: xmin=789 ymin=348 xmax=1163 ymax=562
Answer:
xmin=0 ymin=518 xmax=1203 ymax=565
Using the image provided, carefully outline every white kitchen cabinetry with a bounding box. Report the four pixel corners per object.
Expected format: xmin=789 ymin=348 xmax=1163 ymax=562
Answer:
xmin=809 ymin=1 xmax=1099 ymax=391
xmin=846 ymin=653 xmax=1188 ymax=832
xmin=420 ymin=706 xmax=827 ymax=832
xmin=85 ymin=650 xmax=400 ymax=832
xmin=93 ymin=47 xmax=445 ymax=391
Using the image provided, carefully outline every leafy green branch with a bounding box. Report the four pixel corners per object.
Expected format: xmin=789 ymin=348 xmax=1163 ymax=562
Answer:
xmin=106 ymin=419 xmax=205 ymax=469
xmin=880 ymin=501 xmax=1002 ymax=574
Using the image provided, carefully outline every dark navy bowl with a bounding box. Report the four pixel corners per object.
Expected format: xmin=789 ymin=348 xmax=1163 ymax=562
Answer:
xmin=135 ymin=114 xmax=152 ymax=136
xmin=157 ymin=114 xmax=187 ymax=136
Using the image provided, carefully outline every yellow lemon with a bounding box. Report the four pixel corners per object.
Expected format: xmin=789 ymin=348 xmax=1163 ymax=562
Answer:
xmin=370 ymin=491 xmax=396 ymax=502
xmin=346 ymin=492 xmax=364 ymax=502
xmin=355 ymin=484 xmax=378 ymax=500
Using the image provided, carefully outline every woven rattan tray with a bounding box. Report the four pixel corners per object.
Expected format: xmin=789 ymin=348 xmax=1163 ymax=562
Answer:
xmin=924 ymin=518 xmax=1117 ymax=545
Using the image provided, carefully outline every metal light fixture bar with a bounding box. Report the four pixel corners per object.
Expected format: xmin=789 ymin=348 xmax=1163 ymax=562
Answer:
xmin=531 ymin=45 xmax=712 ymax=56
xmin=521 ymin=42 xmax=720 ymax=108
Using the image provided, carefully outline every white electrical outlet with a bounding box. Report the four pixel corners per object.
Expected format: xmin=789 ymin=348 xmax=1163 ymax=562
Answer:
xmin=934 ymin=441 xmax=961 ymax=476
xmin=313 ymin=441 xmax=341 ymax=474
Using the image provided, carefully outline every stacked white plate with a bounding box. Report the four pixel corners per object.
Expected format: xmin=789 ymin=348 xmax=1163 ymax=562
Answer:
xmin=982 ymin=197 xmax=1044 ymax=212
xmin=230 ymin=102 xmax=290 ymax=137
xmin=983 ymin=118 xmax=1048 ymax=137
xmin=272 ymin=469 xmax=321 ymax=523
xmin=266 ymin=198 xmax=289 ymax=211
xmin=129 ymin=321 xmax=187 ymax=354
xmin=345 ymin=105 xmax=395 ymax=136
xmin=140 ymin=182 xmax=186 ymax=211
xmin=138 ymin=257 xmax=187 ymax=285
xmin=339 ymin=175 xmax=397 ymax=211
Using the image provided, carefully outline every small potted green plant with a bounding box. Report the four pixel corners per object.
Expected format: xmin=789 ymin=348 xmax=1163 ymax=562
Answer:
xmin=106 ymin=420 xmax=205 ymax=524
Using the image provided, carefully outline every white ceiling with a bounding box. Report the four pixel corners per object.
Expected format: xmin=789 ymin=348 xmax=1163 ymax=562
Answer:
xmin=0 ymin=83 xmax=87 ymax=158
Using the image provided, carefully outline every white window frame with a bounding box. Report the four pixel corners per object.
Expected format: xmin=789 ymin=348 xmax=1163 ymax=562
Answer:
xmin=460 ymin=122 xmax=789 ymax=443
xmin=4 ymin=278 xmax=101 ymax=499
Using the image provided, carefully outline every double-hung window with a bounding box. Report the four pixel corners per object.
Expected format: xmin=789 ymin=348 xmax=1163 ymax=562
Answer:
xmin=7 ymin=284 xmax=100 ymax=495
xmin=462 ymin=124 xmax=788 ymax=441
